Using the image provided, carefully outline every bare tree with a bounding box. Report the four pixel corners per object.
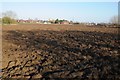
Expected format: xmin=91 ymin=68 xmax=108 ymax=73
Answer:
xmin=110 ymin=16 xmax=118 ymax=24
xmin=2 ymin=11 xmax=17 ymax=19
xmin=118 ymin=15 xmax=120 ymax=25
xmin=0 ymin=12 xmax=1 ymax=24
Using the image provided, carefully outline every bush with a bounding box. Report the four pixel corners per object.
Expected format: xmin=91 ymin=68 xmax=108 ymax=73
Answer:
xmin=2 ymin=17 xmax=17 ymax=24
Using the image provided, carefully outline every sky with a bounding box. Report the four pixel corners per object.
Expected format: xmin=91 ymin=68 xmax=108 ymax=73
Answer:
xmin=1 ymin=2 xmax=118 ymax=23
xmin=0 ymin=0 xmax=119 ymax=2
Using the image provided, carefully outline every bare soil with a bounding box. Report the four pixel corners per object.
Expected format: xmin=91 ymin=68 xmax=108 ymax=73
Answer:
xmin=1 ymin=24 xmax=120 ymax=79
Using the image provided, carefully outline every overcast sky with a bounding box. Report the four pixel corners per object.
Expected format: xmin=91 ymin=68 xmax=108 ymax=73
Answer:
xmin=1 ymin=2 xmax=118 ymax=23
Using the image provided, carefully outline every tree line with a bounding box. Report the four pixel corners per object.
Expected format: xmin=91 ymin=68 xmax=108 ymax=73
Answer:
xmin=0 ymin=11 xmax=119 ymax=26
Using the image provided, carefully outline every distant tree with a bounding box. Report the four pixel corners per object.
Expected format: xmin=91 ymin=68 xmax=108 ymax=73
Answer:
xmin=0 ymin=12 xmax=2 ymax=18
xmin=55 ymin=19 xmax=65 ymax=24
xmin=109 ymin=16 xmax=120 ymax=27
xmin=110 ymin=16 xmax=118 ymax=24
xmin=2 ymin=11 xmax=17 ymax=24
xmin=55 ymin=19 xmax=59 ymax=24
xmin=2 ymin=17 xmax=11 ymax=24
xmin=2 ymin=11 xmax=17 ymax=19
xmin=0 ymin=18 xmax=2 ymax=24
xmin=118 ymin=14 xmax=120 ymax=26
xmin=2 ymin=17 xmax=16 ymax=24
xmin=59 ymin=20 xmax=64 ymax=23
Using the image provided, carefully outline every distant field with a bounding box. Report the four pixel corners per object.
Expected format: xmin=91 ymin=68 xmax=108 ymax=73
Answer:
xmin=2 ymin=24 xmax=118 ymax=34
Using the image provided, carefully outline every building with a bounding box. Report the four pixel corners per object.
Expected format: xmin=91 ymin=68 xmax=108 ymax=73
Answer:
xmin=60 ymin=20 xmax=70 ymax=24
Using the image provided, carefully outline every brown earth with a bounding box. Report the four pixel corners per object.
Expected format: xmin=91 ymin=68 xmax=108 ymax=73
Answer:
xmin=1 ymin=24 xmax=120 ymax=79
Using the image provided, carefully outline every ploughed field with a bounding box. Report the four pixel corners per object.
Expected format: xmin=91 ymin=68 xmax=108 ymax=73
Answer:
xmin=2 ymin=24 xmax=120 ymax=79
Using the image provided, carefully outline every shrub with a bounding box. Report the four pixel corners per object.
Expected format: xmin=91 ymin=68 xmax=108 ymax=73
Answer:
xmin=2 ymin=17 xmax=17 ymax=24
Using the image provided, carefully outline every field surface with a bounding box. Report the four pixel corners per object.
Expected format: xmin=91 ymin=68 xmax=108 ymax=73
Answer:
xmin=1 ymin=24 xmax=120 ymax=79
